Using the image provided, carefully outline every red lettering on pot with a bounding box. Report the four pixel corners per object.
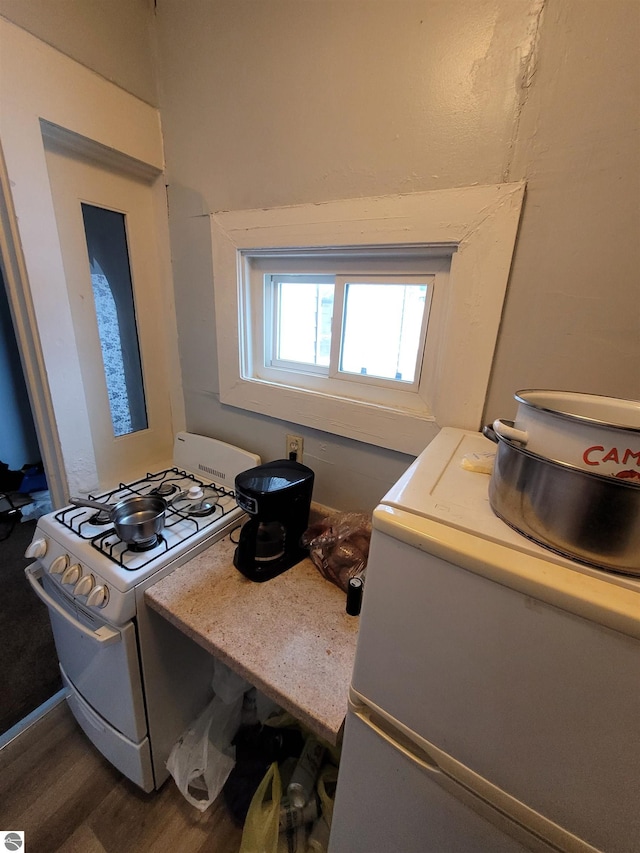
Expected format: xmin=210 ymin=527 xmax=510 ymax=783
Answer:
xmin=623 ymin=448 xmax=640 ymax=466
xmin=583 ymin=446 xmax=640 ymax=467
xmin=583 ymin=446 xmax=604 ymax=465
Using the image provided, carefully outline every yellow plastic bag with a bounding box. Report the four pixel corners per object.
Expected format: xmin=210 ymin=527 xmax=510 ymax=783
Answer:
xmin=239 ymin=762 xmax=282 ymax=853
xmin=307 ymin=764 xmax=339 ymax=852
xmin=317 ymin=764 xmax=338 ymax=826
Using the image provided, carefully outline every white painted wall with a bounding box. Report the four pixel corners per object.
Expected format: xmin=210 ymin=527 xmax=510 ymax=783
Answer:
xmin=0 ymin=0 xmax=158 ymax=105
xmin=154 ymin=0 xmax=639 ymax=510
xmin=487 ymin=0 xmax=640 ymax=414
xmin=156 ymin=0 xmax=538 ymax=207
xmin=2 ymin=0 xmax=638 ymax=512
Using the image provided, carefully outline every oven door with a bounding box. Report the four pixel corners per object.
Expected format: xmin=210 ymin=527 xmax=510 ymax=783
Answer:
xmin=25 ymin=564 xmax=147 ymax=742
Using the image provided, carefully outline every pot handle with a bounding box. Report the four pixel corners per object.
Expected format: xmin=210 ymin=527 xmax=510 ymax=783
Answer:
xmin=70 ymin=496 xmax=113 ymax=513
xmin=482 ymin=423 xmax=498 ymax=443
xmin=492 ymin=418 xmax=529 ymax=445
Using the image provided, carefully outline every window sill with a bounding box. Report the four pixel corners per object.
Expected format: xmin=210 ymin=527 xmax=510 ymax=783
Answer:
xmin=223 ymin=377 xmax=439 ymax=456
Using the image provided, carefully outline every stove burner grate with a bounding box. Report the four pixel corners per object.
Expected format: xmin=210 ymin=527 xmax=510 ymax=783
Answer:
xmin=90 ymin=510 xmax=111 ymax=526
xmin=92 ymin=529 xmax=170 ymax=569
xmin=188 ymin=499 xmax=220 ymax=518
xmin=149 ymin=482 xmax=178 ymax=498
xmin=129 ymin=534 xmax=163 ymax=552
xmin=52 ymin=466 xmax=240 ymax=571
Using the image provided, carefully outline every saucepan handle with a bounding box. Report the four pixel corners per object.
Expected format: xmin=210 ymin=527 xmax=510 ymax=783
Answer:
xmin=70 ymin=496 xmax=113 ymax=513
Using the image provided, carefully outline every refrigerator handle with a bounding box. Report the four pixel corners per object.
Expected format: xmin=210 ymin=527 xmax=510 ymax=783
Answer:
xmin=349 ymin=694 xmax=442 ymax=774
xmin=348 ymin=689 xmax=603 ymax=853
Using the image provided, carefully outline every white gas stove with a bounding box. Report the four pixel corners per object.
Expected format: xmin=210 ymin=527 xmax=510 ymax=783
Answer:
xmin=26 ymin=432 xmax=260 ymax=625
xmin=24 ymin=432 xmax=260 ymax=792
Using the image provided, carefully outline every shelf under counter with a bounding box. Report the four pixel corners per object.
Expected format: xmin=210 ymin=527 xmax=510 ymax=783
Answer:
xmin=144 ymin=532 xmax=359 ymax=746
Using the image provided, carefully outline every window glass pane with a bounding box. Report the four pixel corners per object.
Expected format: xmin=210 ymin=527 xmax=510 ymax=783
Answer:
xmin=340 ymin=283 xmax=427 ymax=382
xmin=276 ymin=278 xmax=334 ymax=367
xmin=81 ymin=203 xmax=147 ymax=436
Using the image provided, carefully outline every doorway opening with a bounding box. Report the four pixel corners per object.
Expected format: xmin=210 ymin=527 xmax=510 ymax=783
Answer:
xmin=0 ymin=268 xmax=60 ymax=737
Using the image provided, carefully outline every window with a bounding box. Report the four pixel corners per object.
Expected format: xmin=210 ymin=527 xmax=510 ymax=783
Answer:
xmin=268 ymin=274 xmax=334 ymax=372
xmin=211 ymin=184 xmax=525 ymax=455
xmin=266 ymin=274 xmax=432 ymax=390
xmin=81 ymin=203 xmax=148 ymax=437
xmin=247 ymin=251 xmax=449 ymax=418
xmin=338 ymin=277 xmax=429 ymax=384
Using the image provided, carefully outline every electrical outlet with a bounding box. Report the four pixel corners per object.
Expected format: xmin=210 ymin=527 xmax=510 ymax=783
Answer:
xmin=286 ymin=433 xmax=304 ymax=463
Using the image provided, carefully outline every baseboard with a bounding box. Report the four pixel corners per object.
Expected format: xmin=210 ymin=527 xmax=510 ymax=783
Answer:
xmin=0 ymin=688 xmax=67 ymax=750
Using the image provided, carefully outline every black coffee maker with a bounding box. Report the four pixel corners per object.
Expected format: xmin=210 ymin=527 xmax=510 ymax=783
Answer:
xmin=233 ymin=459 xmax=315 ymax=582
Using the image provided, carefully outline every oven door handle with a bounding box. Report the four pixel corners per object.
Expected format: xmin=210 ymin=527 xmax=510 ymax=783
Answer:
xmin=25 ymin=564 xmax=121 ymax=646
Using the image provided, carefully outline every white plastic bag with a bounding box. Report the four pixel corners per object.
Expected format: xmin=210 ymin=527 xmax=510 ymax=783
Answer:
xmin=166 ymin=660 xmax=251 ymax=811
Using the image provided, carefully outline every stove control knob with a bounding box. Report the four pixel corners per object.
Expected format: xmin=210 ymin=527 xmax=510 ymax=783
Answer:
xmin=50 ymin=554 xmax=70 ymax=575
xmin=74 ymin=574 xmax=95 ymax=597
xmin=61 ymin=563 xmax=81 ymax=586
xmin=87 ymin=585 xmax=109 ymax=609
xmin=25 ymin=537 xmax=47 ymax=559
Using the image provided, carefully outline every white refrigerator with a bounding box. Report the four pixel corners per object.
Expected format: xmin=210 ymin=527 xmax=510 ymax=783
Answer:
xmin=329 ymin=429 xmax=640 ymax=853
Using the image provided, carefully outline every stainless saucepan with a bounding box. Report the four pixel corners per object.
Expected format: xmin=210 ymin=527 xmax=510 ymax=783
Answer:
xmin=483 ymin=424 xmax=640 ymax=576
xmin=69 ymin=493 xmax=184 ymax=545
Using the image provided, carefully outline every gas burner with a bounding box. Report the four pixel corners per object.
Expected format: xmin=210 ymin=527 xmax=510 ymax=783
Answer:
xmin=187 ymin=500 xmax=219 ymax=518
xmin=149 ymin=482 xmax=178 ymax=498
xmin=90 ymin=510 xmax=112 ymax=526
xmin=129 ymin=535 xmax=163 ymax=552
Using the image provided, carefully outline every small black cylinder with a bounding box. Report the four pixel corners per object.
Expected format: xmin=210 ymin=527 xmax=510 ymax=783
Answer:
xmin=346 ymin=576 xmax=363 ymax=616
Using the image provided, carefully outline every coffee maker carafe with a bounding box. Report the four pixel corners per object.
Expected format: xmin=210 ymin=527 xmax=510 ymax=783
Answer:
xmin=233 ymin=459 xmax=314 ymax=582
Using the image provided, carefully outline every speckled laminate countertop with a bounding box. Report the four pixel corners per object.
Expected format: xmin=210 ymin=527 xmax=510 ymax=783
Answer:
xmin=144 ymin=532 xmax=359 ymax=746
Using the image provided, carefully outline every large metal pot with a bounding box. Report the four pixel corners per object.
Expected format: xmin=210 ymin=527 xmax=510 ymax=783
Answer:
xmin=492 ymin=390 xmax=640 ymax=478
xmin=484 ymin=424 xmax=640 ymax=576
xmin=70 ymin=494 xmax=176 ymax=545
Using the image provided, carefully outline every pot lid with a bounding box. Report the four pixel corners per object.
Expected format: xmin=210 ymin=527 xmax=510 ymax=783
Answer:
xmin=515 ymin=390 xmax=640 ymax=433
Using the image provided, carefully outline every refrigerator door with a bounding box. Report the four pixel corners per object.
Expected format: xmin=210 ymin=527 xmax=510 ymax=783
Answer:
xmin=349 ymin=520 xmax=640 ymax=853
xmin=330 ymin=703 xmax=567 ymax=853
xmin=330 ymin=693 xmax=601 ymax=853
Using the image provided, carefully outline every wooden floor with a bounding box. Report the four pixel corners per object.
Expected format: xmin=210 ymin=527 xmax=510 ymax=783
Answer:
xmin=0 ymin=700 xmax=243 ymax=852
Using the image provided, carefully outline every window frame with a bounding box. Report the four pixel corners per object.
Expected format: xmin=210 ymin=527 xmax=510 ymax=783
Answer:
xmin=266 ymin=272 xmax=335 ymax=375
xmin=329 ymin=274 xmax=433 ymax=391
xmin=256 ymin=264 xmax=442 ymax=409
xmin=211 ymin=184 xmax=525 ymax=456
